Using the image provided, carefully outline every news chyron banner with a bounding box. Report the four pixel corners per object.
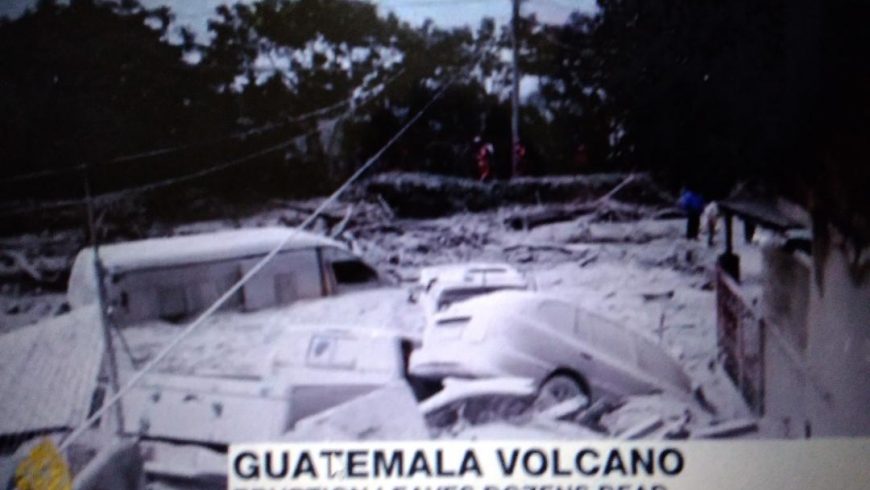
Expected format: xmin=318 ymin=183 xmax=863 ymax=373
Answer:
xmin=229 ymin=439 xmax=870 ymax=490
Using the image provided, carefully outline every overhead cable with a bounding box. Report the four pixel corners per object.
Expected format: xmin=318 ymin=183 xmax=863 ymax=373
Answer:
xmin=0 ymin=69 xmax=403 ymax=186
xmin=57 ymin=66 xmax=463 ymax=451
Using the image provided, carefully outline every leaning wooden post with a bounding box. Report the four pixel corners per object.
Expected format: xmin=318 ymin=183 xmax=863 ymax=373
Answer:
xmin=82 ymin=166 xmax=125 ymax=436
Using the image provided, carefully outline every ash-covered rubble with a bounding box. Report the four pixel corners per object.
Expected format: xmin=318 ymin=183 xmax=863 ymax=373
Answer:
xmin=267 ymin=172 xmax=753 ymax=441
xmin=0 ymin=171 xmax=756 ymax=486
xmin=285 ymin=376 xmax=748 ymax=443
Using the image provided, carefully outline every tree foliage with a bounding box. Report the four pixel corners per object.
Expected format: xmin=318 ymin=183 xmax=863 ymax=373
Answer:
xmin=1 ymin=0 xmax=859 ymax=228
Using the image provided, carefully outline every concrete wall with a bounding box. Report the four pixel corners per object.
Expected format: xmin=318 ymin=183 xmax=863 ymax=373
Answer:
xmin=762 ymin=229 xmax=870 ymax=437
xmin=804 ymin=233 xmax=870 ymax=436
xmin=762 ymin=245 xmax=810 ymax=350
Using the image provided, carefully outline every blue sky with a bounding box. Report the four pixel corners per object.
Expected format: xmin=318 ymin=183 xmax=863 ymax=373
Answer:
xmin=1 ymin=0 xmax=597 ymax=37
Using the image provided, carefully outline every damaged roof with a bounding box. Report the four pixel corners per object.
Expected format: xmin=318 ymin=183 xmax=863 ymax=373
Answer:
xmin=71 ymin=227 xmax=345 ymax=275
xmin=0 ymin=306 xmax=104 ymax=436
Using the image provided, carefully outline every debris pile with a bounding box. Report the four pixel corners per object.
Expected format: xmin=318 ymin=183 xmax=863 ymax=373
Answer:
xmin=414 ymin=379 xmax=747 ymax=441
xmin=0 ymin=170 xmax=758 ymax=487
xmin=356 ymin=172 xmax=674 ymax=218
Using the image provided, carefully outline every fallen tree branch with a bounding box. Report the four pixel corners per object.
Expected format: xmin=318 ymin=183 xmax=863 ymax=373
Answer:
xmin=330 ymin=204 xmax=355 ymax=238
xmin=0 ymin=249 xmax=43 ymax=283
xmin=595 ymin=173 xmax=636 ymax=204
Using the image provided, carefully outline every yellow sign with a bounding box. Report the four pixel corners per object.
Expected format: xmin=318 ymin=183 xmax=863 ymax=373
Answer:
xmin=15 ymin=438 xmax=72 ymax=490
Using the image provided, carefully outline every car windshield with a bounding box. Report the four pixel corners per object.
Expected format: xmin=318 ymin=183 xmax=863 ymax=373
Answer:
xmin=437 ymin=286 xmax=523 ymax=310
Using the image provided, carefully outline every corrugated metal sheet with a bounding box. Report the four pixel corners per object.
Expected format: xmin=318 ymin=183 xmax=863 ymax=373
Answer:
xmin=0 ymin=306 xmax=104 ymax=435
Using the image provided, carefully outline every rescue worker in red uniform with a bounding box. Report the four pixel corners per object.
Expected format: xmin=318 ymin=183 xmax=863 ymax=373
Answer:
xmin=474 ymin=136 xmax=494 ymax=181
xmin=513 ymin=142 xmax=526 ymax=177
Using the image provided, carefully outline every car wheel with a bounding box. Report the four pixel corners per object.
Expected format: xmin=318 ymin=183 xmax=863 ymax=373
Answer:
xmin=533 ymin=373 xmax=589 ymax=413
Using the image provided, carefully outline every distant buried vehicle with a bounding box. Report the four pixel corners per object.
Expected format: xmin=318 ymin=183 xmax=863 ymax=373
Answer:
xmin=409 ymin=290 xmax=692 ymax=408
xmin=412 ymin=262 xmax=531 ymax=317
xmin=68 ymin=226 xmax=389 ymax=325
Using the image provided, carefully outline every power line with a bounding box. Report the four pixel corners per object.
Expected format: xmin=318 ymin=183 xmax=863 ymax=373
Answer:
xmin=529 ymin=0 xmax=589 ymax=11
xmin=0 ymin=70 xmax=407 ymax=217
xmin=0 ymin=69 xmax=403 ymax=186
xmin=57 ymin=65 xmax=465 ymax=452
xmin=383 ymin=0 xmax=499 ymax=6
xmin=0 ymin=134 xmax=304 ymax=217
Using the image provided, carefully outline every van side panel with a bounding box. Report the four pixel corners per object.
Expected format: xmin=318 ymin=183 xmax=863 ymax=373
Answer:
xmin=109 ymin=260 xmax=243 ymax=325
xmin=106 ymin=249 xmax=325 ymax=324
xmin=241 ymin=249 xmax=323 ymax=311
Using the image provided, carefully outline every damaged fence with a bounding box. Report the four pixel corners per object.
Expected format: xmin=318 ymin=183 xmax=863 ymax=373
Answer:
xmin=715 ymin=266 xmax=765 ymax=415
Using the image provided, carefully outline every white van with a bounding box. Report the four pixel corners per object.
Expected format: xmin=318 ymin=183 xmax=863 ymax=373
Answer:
xmin=68 ymin=227 xmax=386 ymax=325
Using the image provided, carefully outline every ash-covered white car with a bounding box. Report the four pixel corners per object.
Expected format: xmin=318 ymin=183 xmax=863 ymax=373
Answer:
xmin=412 ymin=262 xmax=531 ymax=318
xmin=409 ymin=290 xmax=692 ymax=408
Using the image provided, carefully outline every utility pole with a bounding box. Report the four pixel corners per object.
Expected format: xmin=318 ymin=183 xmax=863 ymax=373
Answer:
xmin=510 ymin=0 xmax=521 ymax=178
xmin=82 ymin=167 xmax=125 ymax=436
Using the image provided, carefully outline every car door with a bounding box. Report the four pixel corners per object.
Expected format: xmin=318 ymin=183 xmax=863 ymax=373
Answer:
xmin=572 ymin=308 xmax=652 ymax=397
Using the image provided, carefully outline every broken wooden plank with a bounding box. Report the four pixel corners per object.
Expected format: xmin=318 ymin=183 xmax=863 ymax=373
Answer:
xmin=534 ymin=396 xmax=588 ymax=421
xmin=691 ymin=418 xmax=758 ymax=439
xmin=620 ymin=416 xmax=664 ymax=440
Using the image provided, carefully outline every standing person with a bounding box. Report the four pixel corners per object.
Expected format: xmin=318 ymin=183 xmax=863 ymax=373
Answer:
xmin=678 ymin=188 xmax=705 ymax=240
xmin=574 ymin=143 xmax=589 ymax=171
xmin=512 ymin=141 xmax=526 ymax=178
xmin=701 ymin=201 xmax=719 ymax=246
xmin=474 ymin=136 xmax=494 ymax=182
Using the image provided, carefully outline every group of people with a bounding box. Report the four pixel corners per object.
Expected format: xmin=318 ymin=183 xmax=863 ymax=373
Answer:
xmin=472 ymin=140 xmax=722 ymax=246
xmin=472 ymin=136 xmax=526 ymax=181
xmin=473 ymin=137 xmax=721 ymax=244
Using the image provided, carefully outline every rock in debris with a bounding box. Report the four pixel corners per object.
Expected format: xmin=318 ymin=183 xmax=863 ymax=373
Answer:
xmin=285 ymin=382 xmax=428 ymax=441
xmin=691 ymin=418 xmax=758 ymax=439
xmin=599 ymin=394 xmax=709 ymax=439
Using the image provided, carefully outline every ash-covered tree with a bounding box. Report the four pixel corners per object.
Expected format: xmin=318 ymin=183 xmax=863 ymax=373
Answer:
xmin=196 ymin=0 xmax=418 ymax=194
xmin=520 ymin=11 xmax=616 ymax=175
xmin=339 ymin=19 xmax=505 ymax=179
xmin=588 ymin=0 xmax=793 ymax=196
xmin=199 ymin=0 xmax=507 ymax=188
xmin=0 ymin=0 xmax=214 ymax=198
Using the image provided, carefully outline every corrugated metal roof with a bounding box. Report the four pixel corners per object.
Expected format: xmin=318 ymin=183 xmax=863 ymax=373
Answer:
xmin=0 ymin=306 xmax=104 ymax=436
xmin=718 ymin=199 xmax=808 ymax=232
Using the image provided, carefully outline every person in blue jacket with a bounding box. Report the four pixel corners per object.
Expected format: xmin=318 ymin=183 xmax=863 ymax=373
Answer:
xmin=678 ymin=189 xmax=705 ymax=240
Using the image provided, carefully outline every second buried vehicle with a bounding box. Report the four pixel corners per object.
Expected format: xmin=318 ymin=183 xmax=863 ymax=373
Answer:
xmin=409 ymin=290 xmax=693 ymax=408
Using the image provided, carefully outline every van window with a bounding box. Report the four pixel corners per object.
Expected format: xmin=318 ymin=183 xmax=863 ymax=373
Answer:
xmin=332 ymin=260 xmax=379 ymax=285
xmin=321 ymin=247 xmax=381 ymax=292
xmin=107 ymin=248 xmax=320 ymax=323
xmin=157 ymin=285 xmax=187 ymax=319
xmin=241 ymin=249 xmax=322 ymax=310
xmin=111 ymin=262 xmax=242 ymax=324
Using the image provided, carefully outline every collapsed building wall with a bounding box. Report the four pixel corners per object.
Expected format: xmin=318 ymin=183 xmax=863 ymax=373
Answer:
xmin=761 ymin=227 xmax=870 ymax=437
xmin=761 ymin=244 xmax=812 ymax=437
xmin=804 ymin=228 xmax=870 ymax=436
